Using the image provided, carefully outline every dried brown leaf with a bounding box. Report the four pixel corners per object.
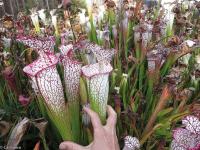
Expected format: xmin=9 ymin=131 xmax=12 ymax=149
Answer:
xmin=7 ymin=118 xmax=30 ymax=150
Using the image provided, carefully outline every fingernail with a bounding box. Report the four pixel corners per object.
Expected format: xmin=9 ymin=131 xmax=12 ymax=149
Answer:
xmin=82 ymin=106 xmax=86 ymax=111
xmin=59 ymin=143 xmax=66 ymax=150
xmin=83 ymin=103 xmax=90 ymax=111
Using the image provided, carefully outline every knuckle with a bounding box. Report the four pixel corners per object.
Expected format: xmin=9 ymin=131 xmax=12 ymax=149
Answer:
xmin=108 ymin=129 xmax=116 ymax=136
xmin=94 ymin=127 xmax=103 ymax=134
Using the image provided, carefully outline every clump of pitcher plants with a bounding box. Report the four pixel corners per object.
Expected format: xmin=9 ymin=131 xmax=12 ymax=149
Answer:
xmin=0 ymin=0 xmax=200 ymax=149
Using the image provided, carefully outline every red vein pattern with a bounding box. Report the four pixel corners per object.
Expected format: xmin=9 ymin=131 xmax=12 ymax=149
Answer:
xmin=60 ymin=44 xmax=73 ymax=56
xmin=82 ymin=61 xmax=113 ymax=119
xmin=84 ymin=42 xmax=115 ymax=62
xmin=76 ymin=41 xmax=115 ymax=63
xmin=123 ymin=136 xmax=140 ymax=150
xmin=62 ymin=56 xmax=82 ymax=102
xmin=37 ymin=66 xmax=66 ymax=115
xmin=23 ymin=53 xmax=66 ymax=115
xmin=60 ymin=44 xmax=82 ymax=102
xmin=82 ymin=61 xmax=113 ymax=78
xmin=182 ymin=115 xmax=200 ymax=134
xmin=16 ymin=35 xmax=55 ymax=54
xmin=171 ymin=116 xmax=200 ymax=150
xmin=173 ymin=128 xmax=198 ymax=149
xmin=23 ymin=53 xmax=58 ymax=76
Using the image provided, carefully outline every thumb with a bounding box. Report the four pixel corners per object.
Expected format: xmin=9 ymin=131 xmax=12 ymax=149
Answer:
xmin=59 ymin=141 xmax=86 ymax=150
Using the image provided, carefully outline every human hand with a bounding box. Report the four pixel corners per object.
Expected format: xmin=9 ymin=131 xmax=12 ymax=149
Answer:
xmin=62 ymin=0 xmax=71 ymax=6
xmin=59 ymin=105 xmax=120 ymax=150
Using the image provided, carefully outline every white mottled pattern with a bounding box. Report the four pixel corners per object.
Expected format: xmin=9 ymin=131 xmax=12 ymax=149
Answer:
xmin=60 ymin=44 xmax=73 ymax=56
xmin=173 ymin=128 xmax=197 ymax=149
xmin=36 ymin=66 xmax=66 ymax=115
xmin=170 ymin=115 xmax=200 ymax=150
xmin=87 ymin=74 xmax=109 ymax=117
xmin=123 ymin=136 xmax=140 ymax=150
xmin=82 ymin=61 xmax=113 ymax=78
xmin=23 ymin=53 xmax=58 ymax=76
xmin=30 ymin=77 xmax=39 ymax=94
xmin=62 ymin=58 xmax=82 ymax=102
xmin=82 ymin=61 xmax=113 ymax=118
xmin=170 ymin=140 xmax=186 ymax=150
xmin=23 ymin=53 xmax=65 ymax=115
xmin=84 ymin=42 xmax=115 ymax=62
xmin=16 ymin=35 xmax=55 ymax=53
xmin=182 ymin=115 xmax=200 ymax=134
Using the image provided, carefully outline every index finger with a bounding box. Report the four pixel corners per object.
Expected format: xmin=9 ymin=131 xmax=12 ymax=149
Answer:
xmin=106 ymin=105 xmax=117 ymax=128
xmin=83 ymin=106 xmax=102 ymax=129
